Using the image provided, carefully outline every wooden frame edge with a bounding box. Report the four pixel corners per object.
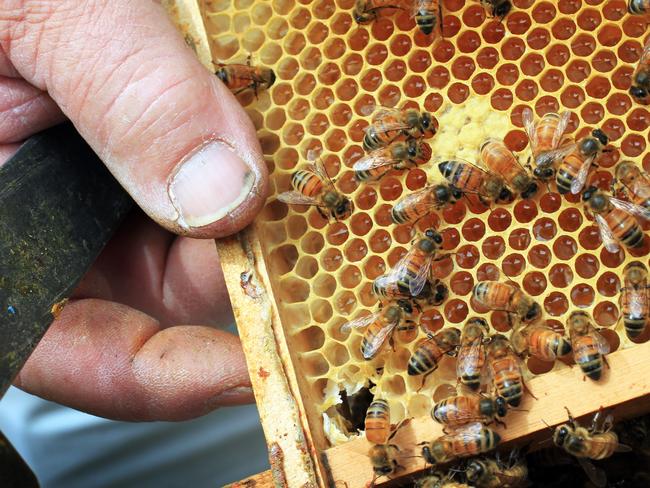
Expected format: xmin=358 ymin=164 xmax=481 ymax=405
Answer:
xmin=323 ymin=340 xmax=650 ymax=487
xmin=218 ymin=231 xmax=322 ymax=487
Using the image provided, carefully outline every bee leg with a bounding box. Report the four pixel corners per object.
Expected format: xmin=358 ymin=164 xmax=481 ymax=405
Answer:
xmin=603 ymin=354 xmax=611 ymax=370
xmin=438 ymin=1 xmax=445 ymax=38
xmin=565 ymin=407 xmax=576 ymax=426
xmin=523 ymin=379 xmax=538 ymax=400
xmin=246 ymin=53 xmax=252 ymax=66
xmin=496 ymin=417 xmax=508 ymax=429
xmin=416 ymin=370 xmax=435 ymax=393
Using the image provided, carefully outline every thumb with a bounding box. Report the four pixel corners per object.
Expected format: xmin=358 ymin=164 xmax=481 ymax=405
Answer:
xmin=1 ymin=1 xmax=268 ymax=238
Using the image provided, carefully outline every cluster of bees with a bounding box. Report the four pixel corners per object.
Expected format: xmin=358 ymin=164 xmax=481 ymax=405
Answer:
xmin=209 ymin=0 xmax=650 ymax=487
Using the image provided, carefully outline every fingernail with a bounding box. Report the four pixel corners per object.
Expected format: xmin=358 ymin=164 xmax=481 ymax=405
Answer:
xmin=169 ymin=141 xmax=256 ymax=228
xmin=209 ymin=386 xmax=255 ymax=407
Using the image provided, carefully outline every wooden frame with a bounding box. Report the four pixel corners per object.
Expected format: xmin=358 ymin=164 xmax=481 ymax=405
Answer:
xmin=164 ymin=2 xmax=650 ymax=487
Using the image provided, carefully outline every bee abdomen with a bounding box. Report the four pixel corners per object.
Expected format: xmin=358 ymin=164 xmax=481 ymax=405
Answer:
xmin=408 ymin=346 xmax=439 ymax=375
xmin=363 ymin=128 xmax=382 ymax=151
xmin=461 ymin=372 xmax=481 ymax=390
xmin=496 ymin=377 xmax=523 ymax=406
xmin=624 ymin=316 xmax=647 ymax=338
xmin=291 ymin=170 xmax=322 ymax=196
xmin=416 ymin=11 xmax=436 ymax=35
xmin=556 ymin=168 xmax=574 ymax=194
xmin=629 ymin=0 xmax=649 ymax=15
xmin=577 ymin=352 xmax=603 ymax=380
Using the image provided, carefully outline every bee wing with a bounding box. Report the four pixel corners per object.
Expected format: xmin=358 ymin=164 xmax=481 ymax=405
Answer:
xmin=570 ymin=154 xmax=595 ymax=194
xmin=308 ymin=157 xmax=337 ymax=192
xmin=595 ymin=214 xmax=620 ymax=254
xmin=552 ymin=111 xmax=572 ymax=148
xmin=447 ymin=422 xmax=486 ymax=439
xmin=576 ymin=457 xmax=607 ymax=488
xmin=521 ymin=107 xmax=538 ymax=153
xmin=593 ymin=329 xmax=611 ymax=355
xmin=410 ymin=253 xmax=435 ymax=297
xmin=340 ymin=312 xmax=380 ymax=333
xmin=353 ymin=150 xmax=400 ymax=172
xmin=628 ymin=286 xmax=646 ymax=319
xmin=363 ymin=319 xmax=399 ymax=359
xmin=609 ymin=196 xmax=650 ymax=221
xmin=277 ymin=191 xmax=324 ymax=207
xmin=456 ymin=337 xmax=485 ymax=379
xmin=371 ymin=107 xmax=401 ymax=123
xmin=535 ymin=144 xmax=576 ymax=169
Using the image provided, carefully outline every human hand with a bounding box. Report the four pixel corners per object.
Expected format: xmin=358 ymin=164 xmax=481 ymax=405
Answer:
xmin=1 ymin=1 xmax=269 ymax=421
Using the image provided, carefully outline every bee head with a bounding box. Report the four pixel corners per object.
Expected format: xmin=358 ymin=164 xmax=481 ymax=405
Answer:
xmin=384 ymin=305 xmax=402 ymax=322
xmin=625 ymin=261 xmax=648 ymax=285
xmin=553 ymin=425 xmax=571 ymax=447
xmin=533 ymin=165 xmax=555 ymax=181
xmin=581 ymin=185 xmax=598 ymax=202
xmin=465 ymin=460 xmax=484 ymax=482
xmin=615 ymin=160 xmax=638 ymax=184
xmin=266 ymin=69 xmax=276 ymax=88
xmin=498 ymin=186 xmax=513 ymax=202
xmin=495 ymin=396 xmax=508 ymax=417
xmin=592 ymin=129 xmax=609 ymax=146
xmin=405 ymin=139 xmax=418 ymax=159
xmin=521 ymin=181 xmax=539 ymax=199
xmin=375 ymin=465 xmax=393 ymax=475
xmin=335 ymin=198 xmax=353 ymax=218
xmin=524 ymin=302 xmax=542 ymax=322
xmin=494 ymin=1 xmax=512 ymax=19
xmin=433 ymin=184 xmax=453 ymax=203
xmin=630 ymin=85 xmax=649 ymax=100
xmin=421 ymin=112 xmax=433 ymax=130
xmin=424 ymin=228 xmax=443 ymax=244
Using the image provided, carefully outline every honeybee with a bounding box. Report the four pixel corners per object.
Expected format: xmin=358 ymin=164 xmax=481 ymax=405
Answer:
xmin=391 ymin=183 xmax=463 ymax=224
xmin=612 ymin=161 xmax=650 ymax=215
xmin=630 ymin=40 xmax=650 ymax=104
xmin=341 ymin=305 xmax=414 ymax=360
xmin=382 ymin=228 xmax=445 ymax=297
xmin=478 ymin=0 xmax=513 ymax=20
xmin=480 ymin=138 xmax=538 ymax=199
xmin=363 ymin=108 xmax=436 ymax=151
xmin=353 ymin=139 xmax=431 ymax=182
xmin=567 ymin=311 xmax=610 ymax=381
xmin=486 ymin=334 xmax=526 ymax=407
xmin=416 ymin=473 xmax=470 ymax=488
xmin=465 ymin=454 xmax=529 ymax=488
xmin=353 ymin=0 xmax=403 ymax=23
xmin=582 ymin=186 xmax=648 ymax=252
xmin=413 ymin=0 xmax=442 ymax=36
xmin=431 ymin=394 xmax=508 ymax=429
xmin=556 ymin=130 xmax=609 ymax=195
xmin=373 ymin=273 xmax=449 ymax=307
xmin=521 ymin=108 xmax=572 ymax=181
xmin=511 ymin=323 xmax=572 ymax=362
xmin=553 ymin=408 xmax=631 ymax=487
xmin=620 ymin=261 xmax=650 ymax=339
xmin=421 ymin=422 xmax=501 ymax=464
xmin=408 ymin=327 xmax=461 ymax=380
xmin=472 ymin=281 xmax=542 ymax=325
xmin=438 ymin=159 xmax=512 ymax=207
xmin=367 ymin=416 xmax=410 ymax=483
xmin=456 ymin=317 xmax=490 ymax=391
xmin=278 ymin=159 xmax=353 ymax=221
xmin=629 ymin=0 xmax=650 ymax=15
xmin=215 ymin=56 xmax=275 ymax=96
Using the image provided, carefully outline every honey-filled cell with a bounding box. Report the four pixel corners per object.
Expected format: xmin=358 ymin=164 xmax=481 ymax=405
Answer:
xmin=201 ymin=0 xmax=650 ymax=452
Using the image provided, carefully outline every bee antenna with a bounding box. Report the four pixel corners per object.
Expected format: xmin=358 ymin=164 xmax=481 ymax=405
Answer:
xmin=541 ymin=418 xmax=555 ymax=432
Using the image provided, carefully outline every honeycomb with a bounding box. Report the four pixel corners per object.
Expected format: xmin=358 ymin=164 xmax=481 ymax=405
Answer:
xmin=201 ymin=0 xmax=650 ymax=449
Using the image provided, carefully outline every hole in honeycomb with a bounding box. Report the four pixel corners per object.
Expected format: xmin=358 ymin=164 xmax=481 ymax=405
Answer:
xmin=294 ymin=325 xmax=326 ymax=352
xmin=594 ymin=301 xmax=619 ymax=327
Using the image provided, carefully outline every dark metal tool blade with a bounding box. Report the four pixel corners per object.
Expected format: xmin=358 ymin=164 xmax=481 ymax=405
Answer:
xmin=0 ymin=123 xmax=133 ymax=397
